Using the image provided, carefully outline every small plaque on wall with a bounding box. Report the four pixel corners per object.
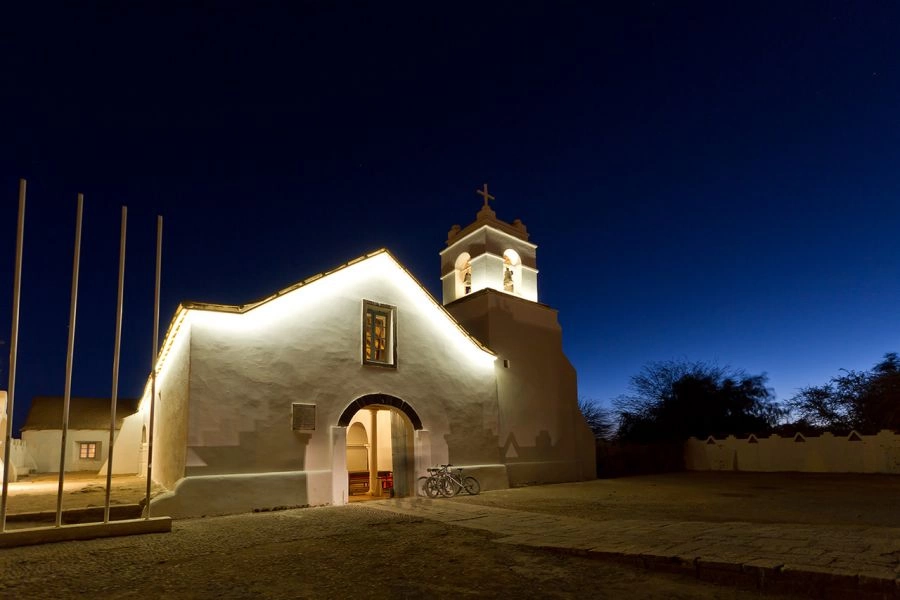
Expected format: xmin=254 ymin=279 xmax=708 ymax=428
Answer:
xmin=292 ymin=403 xmax=316 ymax=431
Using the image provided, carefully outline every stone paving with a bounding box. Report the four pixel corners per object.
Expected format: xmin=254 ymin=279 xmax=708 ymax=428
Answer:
xmin=366 ymin=497 xmax=900 ymax=598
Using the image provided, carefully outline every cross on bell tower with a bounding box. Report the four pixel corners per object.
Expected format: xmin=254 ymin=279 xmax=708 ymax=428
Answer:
xmin=476 ymin=183 xmax=495 ymax=209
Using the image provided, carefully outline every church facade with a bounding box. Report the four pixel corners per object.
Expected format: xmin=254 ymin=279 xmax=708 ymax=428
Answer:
xmin=112 ymin=194 xmax=595 ymax=518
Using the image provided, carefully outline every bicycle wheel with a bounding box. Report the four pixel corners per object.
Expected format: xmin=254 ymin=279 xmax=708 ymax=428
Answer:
xmin=462 ymin=476 xmax=480 ymax=495
xmin=425 ymin=477 xmax=442 ymax=499
xmin=416 ymin=476 xmax=429 ymax=497
xmin=442 ymin=476 xmax=462 ymax=497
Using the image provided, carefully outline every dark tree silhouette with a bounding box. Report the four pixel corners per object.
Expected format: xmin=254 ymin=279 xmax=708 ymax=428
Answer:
xmin=578 ymin=398 xmax=615 ymax=440
xmin=788 ymin=352 xmax=900 ymax=433
xmin=613 ymin=360 xmax=784 ymax=443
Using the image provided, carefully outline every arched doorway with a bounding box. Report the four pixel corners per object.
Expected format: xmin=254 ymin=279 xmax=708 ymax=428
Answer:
xmin=334 ymin=394 xmax=424 ymax=503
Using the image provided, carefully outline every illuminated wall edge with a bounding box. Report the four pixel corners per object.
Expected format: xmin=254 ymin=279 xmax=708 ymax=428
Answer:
xmin=139 ymin=249 xmax=498 ymax=414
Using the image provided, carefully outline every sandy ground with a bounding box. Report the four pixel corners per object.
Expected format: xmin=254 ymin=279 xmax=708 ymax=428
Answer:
xmin=2 ymin=471 xmax=897 ymax=598
xmin=2 ymin=472 xmax=163 ymax=516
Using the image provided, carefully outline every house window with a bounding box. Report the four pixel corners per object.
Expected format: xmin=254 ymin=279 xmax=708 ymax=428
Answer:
xmin=363 ymin=300 xmax=396 ymax=367
xmin=79 ymin=442 xmax=99 ymax=460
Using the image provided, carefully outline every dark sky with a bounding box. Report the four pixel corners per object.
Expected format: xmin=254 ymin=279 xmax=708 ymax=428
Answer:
xmin=2 ymin=2 xmax=899 ymax=433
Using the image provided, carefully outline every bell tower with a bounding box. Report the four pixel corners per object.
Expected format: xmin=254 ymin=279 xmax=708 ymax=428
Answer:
xmin=439 ymin=184 xmax=596 ymax=486
xmin=439 ymin=184 xmax=538 ymax=305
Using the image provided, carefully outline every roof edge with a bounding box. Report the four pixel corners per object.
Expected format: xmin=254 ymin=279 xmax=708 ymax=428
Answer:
xmin=148 ymin=248 xmax=496 ymax=382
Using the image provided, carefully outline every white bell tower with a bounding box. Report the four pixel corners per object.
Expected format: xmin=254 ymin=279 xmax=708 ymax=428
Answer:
xmin=439 ymin=186 xmax=597 ymax=484
xmin=439 ymin=184 xmax=538 ymax=305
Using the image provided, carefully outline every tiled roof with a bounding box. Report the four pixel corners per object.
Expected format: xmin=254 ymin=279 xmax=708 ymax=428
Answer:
xmin=21 ymin=396 xmax=139 ymax=431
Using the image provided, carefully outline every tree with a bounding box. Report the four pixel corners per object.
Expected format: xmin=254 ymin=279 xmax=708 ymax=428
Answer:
xmin=578 ymin=398 xmax=615 ymax=440
xmin=787 ymin=352 xmax=900 ymax=433
xmin=613 ymin=360 xmax=784 ymax=443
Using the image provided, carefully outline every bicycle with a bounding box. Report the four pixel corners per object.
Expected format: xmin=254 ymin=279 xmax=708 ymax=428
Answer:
xmin=418 ymin=464 xmax=480 ymax=498
xmin=417 ymin=468 xmax=445 ymax=498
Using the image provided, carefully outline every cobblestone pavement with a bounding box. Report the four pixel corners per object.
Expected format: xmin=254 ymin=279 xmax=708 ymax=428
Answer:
xmin=367 ymin=488 xmax=900 ymax=598
xmin=2 ymin=472 xmax=897 ymax=598
xmin=0 ymin=505 xmax=803 ymax=600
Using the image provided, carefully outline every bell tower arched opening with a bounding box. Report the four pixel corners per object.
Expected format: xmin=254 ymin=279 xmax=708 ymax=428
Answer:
xmin=455 ymin=252 xmax=472 ymax=298
xmin=502 ymin=249 xmax=522 ymax=295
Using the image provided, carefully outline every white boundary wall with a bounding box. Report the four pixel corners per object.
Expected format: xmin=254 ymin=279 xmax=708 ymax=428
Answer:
xmin=685 ymin=429 xmax=900 ymax=474
xmin=9 ymin=439 xmax=37 ymax=477
xmin=0 ymin=439 xmax=38 ymax=481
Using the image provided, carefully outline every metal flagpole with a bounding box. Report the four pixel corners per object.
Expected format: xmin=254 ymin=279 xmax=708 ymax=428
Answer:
xmin=144 ymin=215 xmax=162 ymax=518
xmin=55 ymin=193 xmax=84 ymax=528
xmin=1 ymin=179 xmax=26 ymax=533
xmin=104 ymin=206 xmax=127 ymax=523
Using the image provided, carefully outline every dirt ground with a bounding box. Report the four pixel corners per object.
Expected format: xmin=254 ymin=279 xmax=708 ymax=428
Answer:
xmin=2 ymin=471 xmax=897 ymax=599
xmin=446 ymin=471 xmax=900 ymax=528
xmin=6 ymin=470 xmax=898 ymax=528
xmin=2 ymin=472 xmax=163 ymax=516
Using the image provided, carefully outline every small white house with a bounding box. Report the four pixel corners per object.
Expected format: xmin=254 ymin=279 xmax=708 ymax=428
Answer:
xmin=20 ymin=396 xmax=138 ymax=473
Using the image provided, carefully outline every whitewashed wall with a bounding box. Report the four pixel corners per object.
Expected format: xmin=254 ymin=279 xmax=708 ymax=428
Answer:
xmin=151 ymin=317 xmax=193 ymax=489
xmin=102 ymin=411 xmax=144 ymax=475
xmin=21 ymin=429 xmax=115 ymax=473
xmin=150 ymin=252 xmax=499 ymax=518
xmin=685 ymin=430 xmax=900 ymax=474
xmin=0 ymin=438 xmax=37 ymax=481
xmin=20 ymin=430 xmax=57 ymax=473
xmin=10 ymin=439 xmax=37 ymax=476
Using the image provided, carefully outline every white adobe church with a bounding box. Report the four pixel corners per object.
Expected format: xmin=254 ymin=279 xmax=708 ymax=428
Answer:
xmin=83 ymin=188 xmax=596 ymax=517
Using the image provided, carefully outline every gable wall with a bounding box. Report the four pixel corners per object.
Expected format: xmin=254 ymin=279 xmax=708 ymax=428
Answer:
xmin=183 ymin=254 xmax=499 ymax=481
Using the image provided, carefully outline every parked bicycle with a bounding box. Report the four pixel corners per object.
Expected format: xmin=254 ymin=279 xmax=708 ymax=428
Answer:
xmin=417 ymin=464 xmax=480 ymax=498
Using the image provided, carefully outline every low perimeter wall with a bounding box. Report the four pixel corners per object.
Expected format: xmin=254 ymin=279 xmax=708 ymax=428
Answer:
xmin=0 ymin=439 xmax=39 ymax=481
xmin=685 ymin=429 xmax=900 ymax=474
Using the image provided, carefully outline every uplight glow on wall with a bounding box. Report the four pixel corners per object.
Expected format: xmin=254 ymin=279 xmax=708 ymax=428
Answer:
xmin=143 ymin=250 xmax=497 ymax=407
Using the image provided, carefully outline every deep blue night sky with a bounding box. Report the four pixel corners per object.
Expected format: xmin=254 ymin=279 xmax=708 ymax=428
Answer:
xmin=1 ymin=2 xmax=899 ymax=433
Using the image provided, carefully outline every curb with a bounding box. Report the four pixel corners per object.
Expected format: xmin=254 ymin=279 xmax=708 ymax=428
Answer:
xmin=0 ymin=517 xmax=172 ymax=549
xmin=538 ymin=546 xmax=899 ymax=599
xmin=4 ymin=504 xmax=143 ymax=525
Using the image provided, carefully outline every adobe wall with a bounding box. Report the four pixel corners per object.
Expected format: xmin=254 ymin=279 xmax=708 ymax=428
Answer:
xmin=151 ymin=253 xmax=500 ymax=517
xmin=446 ymin=290 xmax=597 ymax=485
xmin=685 ymin=430 xmax=900 ymax=474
